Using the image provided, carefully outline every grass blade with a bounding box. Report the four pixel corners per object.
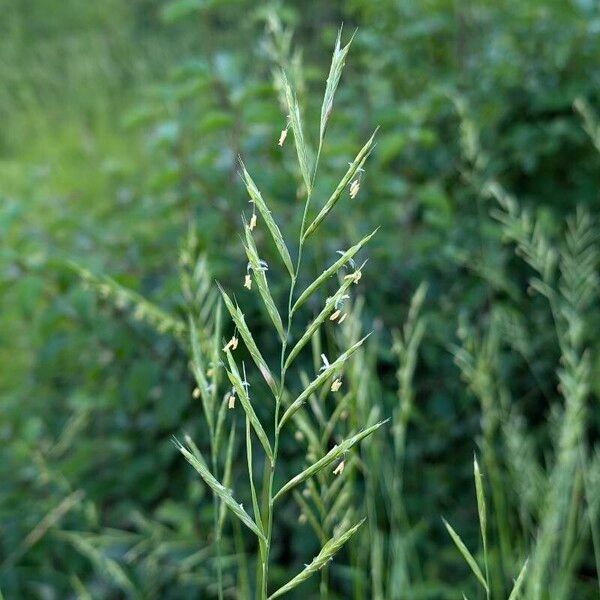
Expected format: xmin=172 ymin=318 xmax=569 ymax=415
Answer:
xmin=244 ymin=223 xmax=286 ymax=342
xmin=291 ymin=229 xmax=378 ymax=315
xmin=443 ymin=518 xmax=488 ymax=592
xmin=284 ymin=273 xmax=358 ymax=371
xmin=285 ymin=401 xmax=321 ymax=454
xmin=224 ymin=349 xmax=273 ymax=463
xmin=58 ymin=532 xmax=140 ymax=600
xmin=246 ymin=417 xmax=265 ymax=534
xmin=175 ymin=437 xmax=266 ymax=542
xmin=214 ymin=394 xmax=231 ymax=458
xmin=218 ymin=284 xmax=279 ymax=396
xmin=189 ymin=316 xmax=214 ymax=433
xmin=321 ymin=392 xmax=353 ymax=447
xmin=72 ymin=263 xmax=186 ymax=338
xmin=239 ymin=161 xmax=294 ymax=277
xmin=268 ymin=519 xmax=365 ymax=599
xmin=3 ymin=490 xmax=85 ymax=569
xmin=293 ymin=490 xmax=326 ymax=542
xmin=302 ymin=130 xmax=377 ymax=241
xmin=473 ymin=456 xmax=487 ymax=567
xmin=279 ymin=334 xmax=371 ymax=430
xmin=211 ymin=300 xmax=224 ymax=394
xmin=508 ymin=558 xmax=529 ymax=600
xmin=282 ymin=71 xmax=312 ymax=193
xmin=273 ymin=420 xmax=388 ymax=502
xmin=219 ymin=422 xmax=237 ymax=531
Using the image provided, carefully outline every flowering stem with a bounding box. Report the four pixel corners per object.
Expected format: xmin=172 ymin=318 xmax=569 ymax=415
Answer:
xmin=260 ymin=170 xmax=317 ymax=598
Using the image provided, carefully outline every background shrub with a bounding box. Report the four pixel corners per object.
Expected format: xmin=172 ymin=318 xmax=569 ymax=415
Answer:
xmin=1 ymin=1 xmax=599 ymax=598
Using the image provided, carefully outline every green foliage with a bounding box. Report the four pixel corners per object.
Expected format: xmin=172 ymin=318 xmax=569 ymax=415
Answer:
xmin=2 ymin=0 xmax=600 ymax=598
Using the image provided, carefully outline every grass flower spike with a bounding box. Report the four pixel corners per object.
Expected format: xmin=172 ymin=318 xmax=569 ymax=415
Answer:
xmin=176 ymin=28 xmax=385 ymax=599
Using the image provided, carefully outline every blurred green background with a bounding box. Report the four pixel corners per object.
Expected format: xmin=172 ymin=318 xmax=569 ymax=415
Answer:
xmin=2 ymin=0 xmax=600 ymax=598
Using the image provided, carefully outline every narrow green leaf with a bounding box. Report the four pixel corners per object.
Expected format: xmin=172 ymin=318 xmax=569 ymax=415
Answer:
xmin=239 ymin=161 xmax=294 ymax=277
xmin=302 ymin=130 xmax=377 ymax=241
xmin=273 ymin=420 xmax=388 ymax=502
xmin=325 ymin=482 xmax=353 ymax=530
xmin=279 ymin=335 xmax=371 ymax=430
xmin=218 ymin=284 xmax=279 ymax=396
xmin=246 ymin=417 xmax=265 ymax=535
xmin=301 ymin=370 xmax=326 ymax=428
xmin=211 ymin=300 xmax=224 ymax=395
xmin=175 ymin=438 xmax=266 ymax=542
xmin=443 ymin=518 xmax=488 ymax=592
xmin=268 ymin=519 xmax=365 ymax=599
xmin=320 ymin=27 xmax=354 ymax=143
xmin=292 ymin=229 xmax=378 ymax=314
xmin=284 ymin=274 xmax=357 ymax=371
xmin=214 ymin=394 xmax=230 ymax=458
xmin=218 ymin=423 xmax=236 ymax=531
xmin=72 ymin=263 xmax=186 ymax=338
xmin=293 ymin=490 xmax=326 ymax=542
xmin=284 ymin=398 xmax=321 ymax=454
xmin=224 ymin=349 xmax=273 ymax=463
xmin=70 ymin=574 xmax=92 ymax=600
xmin=508 ymin=558 xmax=529 ymax=600
xmin=473 ymin=456 xmax=487 ymax=559
xmin=305 ymin=479 xmax=326 ymax=517
xmin=282 ymin=71 xmax=312 ymax=193
xmin=58 ymin=532 xmax=140 ymax=599
xmin=189 ymin=316 xmax=214 ymax=433
xmin=243 ymin=224 xmax=286 ymax=342
xmin=321 ymin=391 xmax=352 ymax=446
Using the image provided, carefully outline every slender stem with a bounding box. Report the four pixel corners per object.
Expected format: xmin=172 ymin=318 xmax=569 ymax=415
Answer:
xmin=260 ymin=131 xmax=325 ymax=598
xmin=211 ymin=448 xmax=224 ymax=600
xmin=320 ymin=564 xmax=329 ymax=599
xmin=261 ymin=171 xmax=316 ymax=597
